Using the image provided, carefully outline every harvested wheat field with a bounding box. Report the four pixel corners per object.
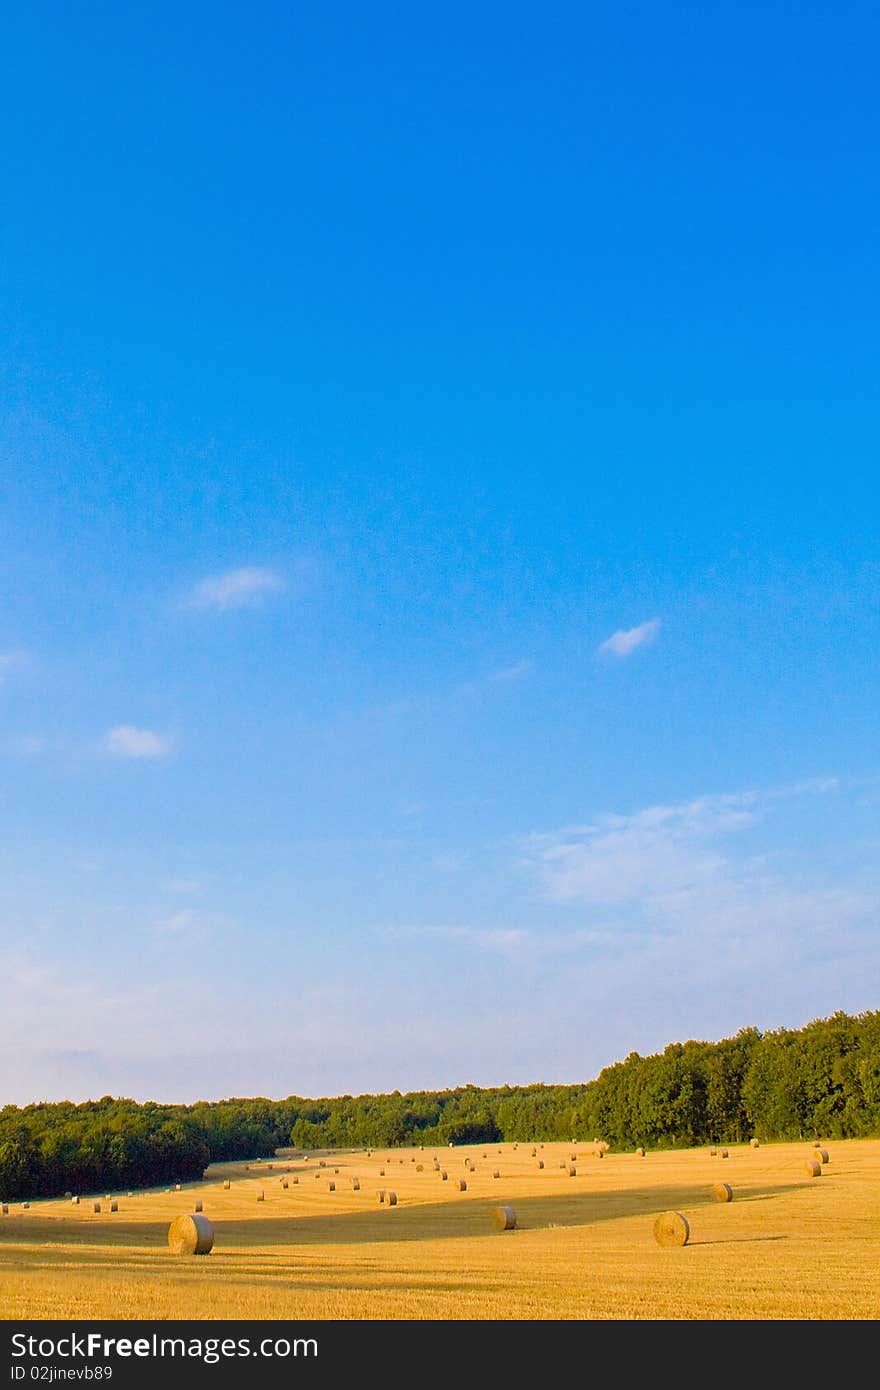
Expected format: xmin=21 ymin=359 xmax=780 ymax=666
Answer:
xmin=2 ymin=1139 xmax=879 ymax=1320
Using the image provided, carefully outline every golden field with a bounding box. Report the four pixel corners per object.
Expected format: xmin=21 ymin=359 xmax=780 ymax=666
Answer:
xmin=2 ymin=1138 xmax=879 ymax=1320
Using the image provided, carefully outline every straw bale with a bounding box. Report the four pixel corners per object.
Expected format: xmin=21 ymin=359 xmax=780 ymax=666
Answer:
xmin=491 ymin=1204 xmax=517 ymax=1231
xmin=653 ymin=1211 xmax=690 ymax=1247
xmin=168 ymin=1213 xmax=214 ymax=1255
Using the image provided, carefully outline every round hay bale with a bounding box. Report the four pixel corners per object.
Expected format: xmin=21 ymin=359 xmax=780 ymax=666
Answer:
xmin=281 ymin=1179 xmax=288 ymax=1189
xmin=570 ymin=1153 xmax=577 ymax=1162
xmin=749 ymin=1138 xmax=760 ymax=1148
xmin=64 ymin=1191 xmax=72 ymax=1199
xmin=709 ymin=1147 xmax=717 ymax=1156
xmin=720 ymin=1148 xmax=729 ymax=1158
xmin=334 ymin=1167 xmax=339 ymax=1174
xmin=223 ymin=1180 xmax=231 ymax=1190
xmin=531 ymin=1148 xmax=537 ymax=1157
xmin=804 ymin=1159 xmax=821 ymax=1178
xmin=386 ymin=1191 xmax=397 ymax=1206
xmin=319 ymin=1161 xmax=326 ymax=1168
xmin=568 ymin=1166 xmax=577 ymax=1177
xmin=379 ymin=1168 xmax=385 ymax=1176
xmin=457 ymin=1178 xmax=467 ymax=1191
xmin=168 ymin=1213 xmax=214 ymax=1255
xmin=377 ymin=1190 xmax=385 ymax=1203
xmin=351 ymin=1178 xmax=360 ymax=1191
xmin=109 ymin=1200 xmax=118 ymax=1213
xmin=711 ymin=1182 xmax=733 ymax=1203
xmin=491 ymin=1204 xmax=517 ymax=1231
xmin=93 ymin=1202 xmax=101 ymax=1213
xmin=71 ymin=1196 xmax=79 ymax=1205
xmin=636 ymin=1147 xmax=646 ymax=1157
xmin=416 ymin=1164 xmax=423 ymax=1172
xmin=440 ymin=1171 xmax=448 ymax=1181
xmin=193 ymin=1200 xmax=203 ymax=1212
xmin=127 ymin=1191 xmax=134 ymax=1197
xmin=328 ymin=1181 xmax=336 ymax=1192
xmin=653 ymin=1211 xmax=690 ymax=1247
xmin=493 ymin=1169 xmax=500 ymax=1178
xmin=256 ymin=1190 xmax=265 ymax=1201
xmin=813 ymin=1148 xmax=830 ymax=1165
xmin=1 ymin=1203 xmax=8 ymax=1215
xmin=22 ymin=1201 xmax=29 ymax=1210
xmin=537 ymin=1160 xmax=544 ymax=1169
xmin=174 ymin=1183 xmax=182 ymax=1191
xmin=292 ymin=1177 xmax=299 ymax=1185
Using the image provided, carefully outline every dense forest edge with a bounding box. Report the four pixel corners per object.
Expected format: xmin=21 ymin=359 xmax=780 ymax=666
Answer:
xmin=2 ymin=1010 xmax=879 ymax=1200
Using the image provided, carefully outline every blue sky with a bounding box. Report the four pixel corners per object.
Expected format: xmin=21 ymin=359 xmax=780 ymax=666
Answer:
xmin=1 ymin=3 xmax=878 ymax=1103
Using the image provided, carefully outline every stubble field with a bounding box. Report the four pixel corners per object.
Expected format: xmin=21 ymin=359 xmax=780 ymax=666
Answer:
xmin=2 ymin=1138 xmax=879 ymax=1320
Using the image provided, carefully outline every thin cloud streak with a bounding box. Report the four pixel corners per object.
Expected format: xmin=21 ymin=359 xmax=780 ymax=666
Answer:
xmin=0 ymin=650 xmax=30 ymax=683
xmin=157 ymin=909 xmax=196 ymax=933
xmin=526 ymin=780 xmax=841 ymax=908
xmin=383 ymin=923 xmax=530 ymax=961
xmin=598 ymin=618 xmax=661 ymax=658
xmin=104 ymin=725 xmax=172 ymax=759
xmin=487 ymin=659 xmax=534 ymax=683
xmin=188 ymin=566 xmax=284 ymax=611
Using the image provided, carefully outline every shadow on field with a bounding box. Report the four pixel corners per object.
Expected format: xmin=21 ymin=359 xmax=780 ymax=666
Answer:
xmin=689 ymin=1235 xmax=787 ymax=1246
xmin=0 ymin=1179 xmax=804 ymax=1256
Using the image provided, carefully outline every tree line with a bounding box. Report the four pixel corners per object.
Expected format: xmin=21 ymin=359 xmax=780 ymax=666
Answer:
xmin=2 ymin=1010 xmax=878 ymax=1200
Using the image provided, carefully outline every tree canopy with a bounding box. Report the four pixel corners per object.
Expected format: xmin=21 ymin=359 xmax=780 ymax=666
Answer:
xmin=2 ymin=1010 xmax=878 ymax=1200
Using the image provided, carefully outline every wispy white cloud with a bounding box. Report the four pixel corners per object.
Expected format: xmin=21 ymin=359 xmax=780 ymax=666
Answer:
xmin=487 ymin=659 xmax=534 ymax=683
xmin=384 ymin=923 xmax=529 ymax=959
xmin=454 ymin=658 xmax=534 ymax=698
xmin=524 ymin=779 xmax=855 ymax=932
xmin=104 ymin=725 xmax=172 ymax=760
xmin=4 ymin=734 xmax=50 ymax=756
xmin=529 ymin=790 xmax=764 ymax=906
xmin=0 ymin=650 xmax=30 ymax=683
xmin=165 ymin=878 xmax=201 ymax=895
xmin=598 ymin=618 xmax=661 ymax=658
xmin=188 ymin=566 xmax=284 ymax=611
xmin=157 ymin=909 xmax=197 ymax=933
xmin=377 ymin=659 xmax=533 ymax=715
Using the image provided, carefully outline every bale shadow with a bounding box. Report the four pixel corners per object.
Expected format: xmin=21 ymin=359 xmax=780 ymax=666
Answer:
xmin=689 ymin=1235 xmax=787 ymax=1246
